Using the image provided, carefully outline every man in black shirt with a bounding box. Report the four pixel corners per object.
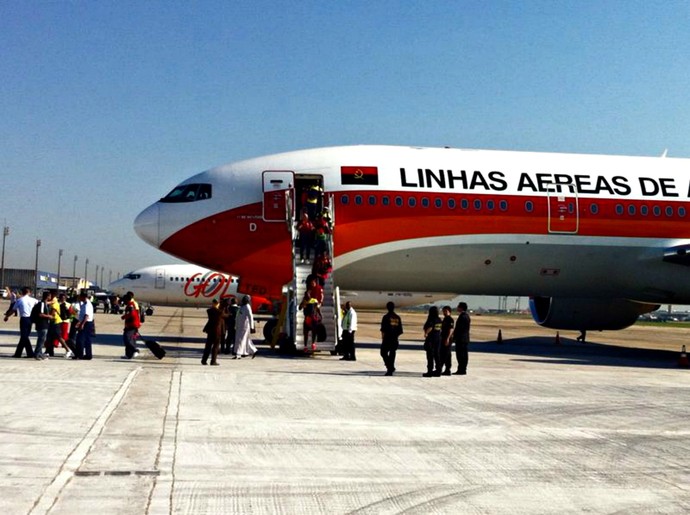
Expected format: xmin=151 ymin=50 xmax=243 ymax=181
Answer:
xmin=453 ymin=302 xmax=471 ymax=375
xmin=440 ymin=306 xmax=454 ymax=376
xmin=380 ymin=302 xmax=403 ymax=376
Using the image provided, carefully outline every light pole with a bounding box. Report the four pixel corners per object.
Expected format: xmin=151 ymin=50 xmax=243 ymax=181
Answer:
xmin=57 ymin=249 xmax=63 ymax=290
xmin=108 ymin=269 xmax=112 ymax=286
xmin=95 ymin=265 xmax=99 ymax=288
xmin=100 ymin=267 xmax=104 ymax=289
xmin=84 ymin=258 xmax=89 ymax=288
xmin=1 ymin=224 xmax=8 ymax=288
xmin=34 ymin=239 xmax=41 ymax=293
xmin=73 ymin=255 xmax=78 ymax=291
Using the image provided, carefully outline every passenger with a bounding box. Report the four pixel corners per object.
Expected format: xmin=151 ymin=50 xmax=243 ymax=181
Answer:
xmin=32 ymin=291 xmax=53 ymax=360
xmin=56 ymin=293 xmax=75 ymax=358
xmin=380 ymin=301 xmax=403 ymax=376
xmin=233 ymin=295 xmax=258 ymax=359
xmin=224 ymin=297 xmax=238 ymax=354
xmin=201 ymin=299 xmax=225 ymax=365
xmin=121 ymin=293 xmax=142 ymax=359
xmin=75 ymin=292 xmax=95 ymax=360
xmin=46 ymin=292 xmax=73 ymax=357
xmin=312 ymin=252 xmax=332 ymax=286
xmin=3 ymin=287 xmax=38 ymax=358
xmin=453 ymin=302 xmax=471 ymax=375
xmin=340 ymin=301 xmax=358 ymax=361
xmin=296 ymin=212 xmax=315 ymax=264
xmin=313 ymin=216 xmax=330 ymax=257
xmin=440 ymin=305 xmax=454 ymax=376
xmin=305 ymin=184 xmax=323 ymax=221
xmin=422 ymin=306 xmax=443 ymax=377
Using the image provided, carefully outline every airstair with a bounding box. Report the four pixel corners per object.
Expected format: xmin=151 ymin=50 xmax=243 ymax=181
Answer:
xmin=290 ymin=198 xmax=340 ymax=354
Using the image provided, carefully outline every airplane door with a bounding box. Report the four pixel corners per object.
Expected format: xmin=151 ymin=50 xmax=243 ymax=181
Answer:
xmin=263 ymin=171 xmax=294 ymax=222
xmin=155 ymin=268 xmax=166 ymax=289
xmin=547 ymin=187 xmax=579 ymax=234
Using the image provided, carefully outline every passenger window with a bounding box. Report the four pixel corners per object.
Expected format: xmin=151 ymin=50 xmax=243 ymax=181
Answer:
xmin=447 ymin=198 xmax=456 ymax=209
xmin=666 ymin=206 xmax=673 ymax=217
xmin=615 ymin=204 xmax=624 ymax=215
xmin=408 ymin=197 xmax=417 ymax=207
xmin=679 ymin=207 xmax=686 ymax=217
xmin=474 ymin=200 xmax=482 ymax=210
xmin=487 ymin=200 xmax=495 ymax=210
xmin=382 ymin=196 xmax=390 ymax=206
xmin=421 ymin=197 xmax=429 ymax=208
xmin=461 ymin=199 xmax=469 ymax=209
xmin=525 ymin=201 xmax=534 ymax=213
xmin=395 ymin=196 xmax=403 ymax=207
xmin=653 ymin=206 xmax=661 ymax=216
xmin=368 ymin=195 xmax=376 ymax=205
xmin=434 ymin=198 xmax=442 ymax=208
xmin=628 ymin=205 xmax=636 ymax=215
xmin=640 ymin=205 xmax=648 ymax=216
xmin=341 ymin=195 xmax=349 ymax=205
xmin=355 ymin=195 xmax=363 ymax=205
xmin=499 ymin=200 xmax=508 ymax=211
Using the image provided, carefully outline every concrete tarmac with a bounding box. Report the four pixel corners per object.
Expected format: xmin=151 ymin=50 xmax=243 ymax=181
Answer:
xmin=1 ymin=301 xmax=689 ymax=514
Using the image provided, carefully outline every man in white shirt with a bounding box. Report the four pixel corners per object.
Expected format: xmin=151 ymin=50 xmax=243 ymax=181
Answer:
xmin=3 ymin=287 xmax=38 ymax=358
xmin=340 ymin=301 xmax=358 ymax=362
xmin=76 ymin=292 xmax=95 ymax=360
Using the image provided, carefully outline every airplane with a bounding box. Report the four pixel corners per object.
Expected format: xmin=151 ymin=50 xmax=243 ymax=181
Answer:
xmin=133 ymin=144 xmax=690 ymax=333
xmin=108 ymin=264 xmax=273 ymax=313
xmin=108 ymin=264 xmax=453 ymax=311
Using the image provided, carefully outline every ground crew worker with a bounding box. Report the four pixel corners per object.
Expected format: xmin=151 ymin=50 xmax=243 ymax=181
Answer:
xmin=440 ymin=305 xmax=454 ymax=375
xmin=380 ymin=301 xmax=403 ymax=376
xmin=453 ymin=302 xmax=471 ymax=375
xmin=422 ymin=306 xmax=442 ymax=377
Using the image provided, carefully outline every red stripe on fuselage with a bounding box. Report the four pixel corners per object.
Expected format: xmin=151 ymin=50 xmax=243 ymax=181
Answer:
xmin=159 ymin=190 xmax=690 ymax=294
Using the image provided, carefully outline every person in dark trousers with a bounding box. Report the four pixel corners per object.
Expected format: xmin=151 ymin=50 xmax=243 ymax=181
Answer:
xmin=380 ymin=301 xmax=403 ymax=376
xmin=422 ymin=306 xmax=443 ymax=377
xmin=453 ymin=302 xmax=471 ymax=375
xmin=202 ymin=299 xmax=226 ymax=365
xmin=121 ymin=293 xmax=141 ymax=359
xmin=440 ymin=305 xmax=454 ymax=375
xmin=223 ymin=298 xmax=238 ymax=354
xmin=3 ymin=287 xmax=38 ymax=358
xmin=340 ymin=301 xmax=357 ymax=361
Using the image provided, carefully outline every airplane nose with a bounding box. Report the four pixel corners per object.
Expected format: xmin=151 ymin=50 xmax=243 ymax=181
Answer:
xmin=134 ymin=203 xmax=160 ymax=247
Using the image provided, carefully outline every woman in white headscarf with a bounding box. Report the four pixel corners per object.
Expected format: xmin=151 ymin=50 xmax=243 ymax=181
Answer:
xmin=233 ymin=295 xmax=258 ymax=359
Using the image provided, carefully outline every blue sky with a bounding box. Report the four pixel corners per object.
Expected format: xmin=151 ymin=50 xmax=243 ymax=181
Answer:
xmin=2 ymin=1 xmax=690 ymax=287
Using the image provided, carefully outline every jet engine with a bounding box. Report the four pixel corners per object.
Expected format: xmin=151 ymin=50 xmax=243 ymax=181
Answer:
xmin=529 ymin=296 xmax=659 ymax=331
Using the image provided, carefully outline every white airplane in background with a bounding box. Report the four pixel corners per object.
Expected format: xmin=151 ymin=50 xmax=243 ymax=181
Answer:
xmin=108 ymin=264 xmax=453 ymax=311
xmin=134 ymin=144 xmax=690 ymax=332
xmin=108 ymin=264 xmax=273 ymax=313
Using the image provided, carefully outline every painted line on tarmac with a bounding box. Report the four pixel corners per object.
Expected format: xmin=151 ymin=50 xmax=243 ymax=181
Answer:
xmin=29 ymin=367 xmax=141 ymax=515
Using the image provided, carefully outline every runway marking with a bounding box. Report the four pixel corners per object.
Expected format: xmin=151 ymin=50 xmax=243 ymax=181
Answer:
xmin=147 ymin=369 xmax=182 ymax=514
xmin=28 ymin=367 xmax=140 ymax=515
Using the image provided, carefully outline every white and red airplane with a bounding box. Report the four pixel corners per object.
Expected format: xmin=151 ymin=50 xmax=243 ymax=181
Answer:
xmin=108 ymin=264 xmax=452 ymax=311
xmin=134 ymin=145 xmax=690 ymax=331
xmin=108 ymin=264 xmax=273 ymax=313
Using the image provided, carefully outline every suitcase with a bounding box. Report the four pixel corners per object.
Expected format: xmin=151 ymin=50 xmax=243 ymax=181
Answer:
xmin=145 ymin=340 xmax=166 ymax=359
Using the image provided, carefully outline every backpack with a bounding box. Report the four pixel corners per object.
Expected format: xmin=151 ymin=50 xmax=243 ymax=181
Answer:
xmin=30 ymin=302 xmax=43 ymax=325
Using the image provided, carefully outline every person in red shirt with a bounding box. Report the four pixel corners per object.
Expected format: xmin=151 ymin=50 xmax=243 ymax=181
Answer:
xmin=121 ymin=293 xmax=141 ymax=359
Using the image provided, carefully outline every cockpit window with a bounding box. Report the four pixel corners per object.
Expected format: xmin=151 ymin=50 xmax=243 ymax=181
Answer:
xmin=160 ymin=183 xmax=212 ymax=203
xmin=123 ymin=273 xmax=141 ymax=280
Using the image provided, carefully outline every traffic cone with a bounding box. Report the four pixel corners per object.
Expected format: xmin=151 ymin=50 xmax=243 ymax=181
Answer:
xmin=497 ymin=329 xmax=503 ymax=344
xmin=555 ymin=332 xmax=561 ymax=345
xmin=679 ymin=345 xmax=689 ymax=368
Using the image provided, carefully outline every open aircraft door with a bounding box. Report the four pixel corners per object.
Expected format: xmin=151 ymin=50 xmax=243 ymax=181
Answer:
xmin=547 ymin=186 xmax=579 ymax=234
xmin=155 ymin=268 xmax=166 ymax=289
xmin=263 ymin=171 xmax=294 ymax=222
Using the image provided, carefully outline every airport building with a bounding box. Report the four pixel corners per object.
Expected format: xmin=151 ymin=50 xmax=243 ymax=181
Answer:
xmin=1 ymin=268 xmax=90 ymax=291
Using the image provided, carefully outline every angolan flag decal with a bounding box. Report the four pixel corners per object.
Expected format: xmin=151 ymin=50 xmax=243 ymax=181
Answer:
xmin=340 ymin=166 xmax=379 ymax=185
